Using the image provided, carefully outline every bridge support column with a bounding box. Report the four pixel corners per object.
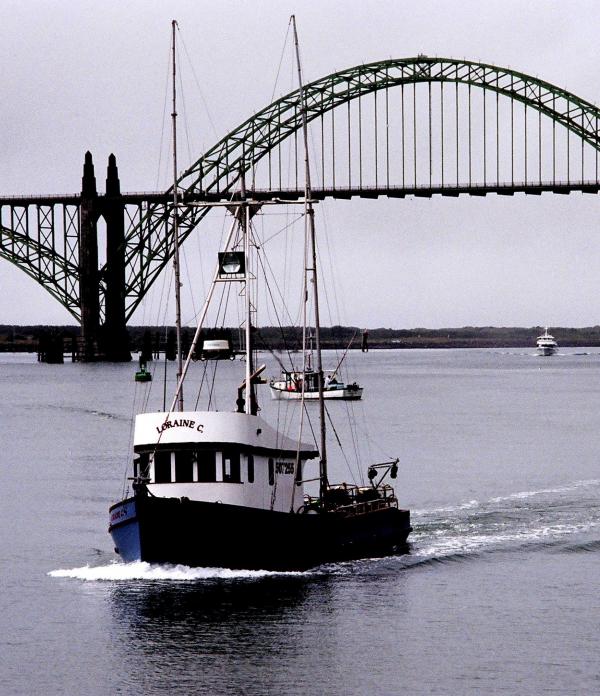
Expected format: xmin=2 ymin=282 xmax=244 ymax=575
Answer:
xmin=102 ymin=154 xmax=131 ymax=361
xmin=79 ymin=151 xmax=101 ymax=361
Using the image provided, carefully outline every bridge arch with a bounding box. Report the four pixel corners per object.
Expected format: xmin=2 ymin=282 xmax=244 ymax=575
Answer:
xmin=3 ymin=57 xmax=600 ymax=327
xmin=123 ymin=56 xmax=600 ymax=319
xmin=182 ymin=57 xmax=600 ymax=194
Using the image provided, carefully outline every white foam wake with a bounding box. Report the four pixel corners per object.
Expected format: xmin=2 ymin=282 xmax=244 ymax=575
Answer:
xmin=489 ymin=479 xmax=600 ymax=503
xmin=413 ymin=499 xmax=480 ymax=515
xmin=415 ymin=479 xmax=600 ymax=517
xmin=410 ymin=520 xmax=600 ymax=560
xmin=48 ymin=561 xmax=306 ymax=582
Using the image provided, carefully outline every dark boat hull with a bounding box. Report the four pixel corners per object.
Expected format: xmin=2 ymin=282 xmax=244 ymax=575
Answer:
xmin=109 ymin=494 xmax=411 ymax=571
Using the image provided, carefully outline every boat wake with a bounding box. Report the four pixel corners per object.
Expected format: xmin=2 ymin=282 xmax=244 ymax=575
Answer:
xmin=406 ymin=478 xmax=600 ymax=568
xmin=48 ymin=561 xmax=308 ymax=582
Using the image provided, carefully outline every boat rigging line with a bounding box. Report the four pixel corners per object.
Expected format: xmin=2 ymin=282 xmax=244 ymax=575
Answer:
xmin=168 ymin=215 xmax=238 ymax=413
xmin=330 ymin=328 xmax=359 ymax=381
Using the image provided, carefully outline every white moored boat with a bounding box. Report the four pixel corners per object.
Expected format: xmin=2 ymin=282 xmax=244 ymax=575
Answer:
xmin=536 ymin=328 xmax=558 ymax=355
xmin=270 ymin=369 xmax=363 ymax=400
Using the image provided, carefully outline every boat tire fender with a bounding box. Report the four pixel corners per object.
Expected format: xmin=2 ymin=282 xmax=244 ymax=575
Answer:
xmin=297 ymin=503 xmax=319 ymax=515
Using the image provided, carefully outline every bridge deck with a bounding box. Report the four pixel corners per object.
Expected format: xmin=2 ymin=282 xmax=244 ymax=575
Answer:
xmin=0 ymin=181 xmax=598 ymax=207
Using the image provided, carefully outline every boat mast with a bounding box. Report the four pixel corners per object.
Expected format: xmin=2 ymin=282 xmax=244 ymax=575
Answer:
xmin=240 ymin=170 xmax=255 ymax=415
xmin=171 ymin=19 xmax=184 ymax=411
xmin=291 ymin=15 xmax=328 ymax=500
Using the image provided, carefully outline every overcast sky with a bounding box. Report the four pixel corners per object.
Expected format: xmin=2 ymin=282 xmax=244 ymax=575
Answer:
xmin=2 ymin=0 xmax=600 ymax=329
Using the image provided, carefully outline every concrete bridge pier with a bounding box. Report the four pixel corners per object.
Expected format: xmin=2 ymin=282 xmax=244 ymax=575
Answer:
xmin=79 ymin=151 xmax=101 ymax=361
xmin=78 ymin=152 xmax=131 ymax=362
xmin=103 ymin=154 xmax=131 ymax=361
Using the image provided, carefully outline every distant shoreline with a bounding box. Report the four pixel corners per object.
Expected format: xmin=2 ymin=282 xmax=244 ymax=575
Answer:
xmin=2 ymin=324 xmax=600 ymax=353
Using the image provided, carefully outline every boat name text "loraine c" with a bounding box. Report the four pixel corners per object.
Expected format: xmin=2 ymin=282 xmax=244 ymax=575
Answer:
xmin=155 ymin=419 xmax=204 ymax=435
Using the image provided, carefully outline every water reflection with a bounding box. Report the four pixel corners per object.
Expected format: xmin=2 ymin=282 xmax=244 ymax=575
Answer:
xmin=108 ymin=576 xmax=331 ymax=694
xmin=107 ymin=567 xmax=411 ymax=695
xmin=110 ymin=575 xmax=314 ymax=629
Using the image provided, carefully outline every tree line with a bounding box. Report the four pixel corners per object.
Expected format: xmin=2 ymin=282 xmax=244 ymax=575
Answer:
xmin=3 ymin=324 xmax=600 ymax=353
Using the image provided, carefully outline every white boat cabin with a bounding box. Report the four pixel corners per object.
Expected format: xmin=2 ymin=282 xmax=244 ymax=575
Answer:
xmin=133 ymin=411 xmax=318 ymax=514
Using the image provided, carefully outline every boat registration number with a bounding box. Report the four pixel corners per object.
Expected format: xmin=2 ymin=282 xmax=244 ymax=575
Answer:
xmin=275 ymin=461 xmax=295 ymax=475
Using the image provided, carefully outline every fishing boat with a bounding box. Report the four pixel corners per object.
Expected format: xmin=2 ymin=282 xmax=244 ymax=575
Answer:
xmin=269 ymin=330 xmax=363 ymax=401
xmin=108 ymin=18 xmax=411 ymax=571
xmin=536 ymin=327 xmax=558 ymax=355
xmin=270 ymin=369 xmax=362 ymax=400
xmin=270 ymin=333 xmax=363 ymax=400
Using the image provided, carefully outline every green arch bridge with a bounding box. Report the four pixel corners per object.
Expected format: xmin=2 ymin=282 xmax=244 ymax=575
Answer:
xmin=1 ymin=56 xmax=599 ymax=359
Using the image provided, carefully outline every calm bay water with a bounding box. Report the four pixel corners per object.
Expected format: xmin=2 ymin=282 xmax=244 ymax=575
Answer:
xmin=1 ymin=348 xmax=599 ymax=695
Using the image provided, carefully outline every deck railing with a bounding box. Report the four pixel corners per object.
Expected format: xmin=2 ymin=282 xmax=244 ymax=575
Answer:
xmin=304 ymin=483 xmax=398 ymax=515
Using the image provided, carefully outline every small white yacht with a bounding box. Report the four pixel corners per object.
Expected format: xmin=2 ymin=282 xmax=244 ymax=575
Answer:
xmin=536 ymin=328 xmax=558 ymax=355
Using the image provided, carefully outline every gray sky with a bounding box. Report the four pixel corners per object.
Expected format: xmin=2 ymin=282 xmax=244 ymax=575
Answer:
xmin=2 ymin=0 xmax=600 ymax=328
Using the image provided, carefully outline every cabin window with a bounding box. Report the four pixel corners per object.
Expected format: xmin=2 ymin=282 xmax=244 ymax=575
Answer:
xmin=247 ymin=454 xmax=254 ymax=483
xmin=154 ymin=451 xmax=172 ymax=483
xmin=223 ymin=451 xmax=241 ymax=483
xmin=139 ymin=454 xmax=150 ymax=479
xmin=268 ymin=458 xmax=274 ymax=486
xmin=196 ymin=451 xmax=216 ymax=482
xmin=134 ymin=453 xmax=150 ymax=480
xmin=175 ymin=451 xmax=194 ymax=483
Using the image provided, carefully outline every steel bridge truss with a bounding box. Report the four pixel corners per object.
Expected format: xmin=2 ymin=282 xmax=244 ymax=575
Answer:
xmin=0 ymin=200 xmax=81 ymax=319
xmin=2 ymin=57 xmax=600 ymax=321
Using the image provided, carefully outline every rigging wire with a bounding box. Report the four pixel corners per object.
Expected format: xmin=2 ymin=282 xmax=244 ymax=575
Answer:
xmin=155 ymin=44 xmax=174 ymax=190
xmin=183 ymin=210 xmax=228 ymax=326
xmin=260 ymin=212 xmax=306 ymax=332
xmin=177 ymin=29 xmax=219 ymax=141
xmin=299 ymin=213 xmax=365 ymax=476
xmin=257 ymin=213 xmax=304 ymax=253
xmin=341 ymin=398 xmax=365 ymax=485
xmin=180 ymin=243 xmax=198 ymax=322
xmin=119 ymin=35 xmax=175 ymax=496
xmin=206 ymin=360 xmax=220 ymax=412
xmin=324 ymin=405 xmax=359 ymax=484
xmin=193 ymin=359 xmax=211 ymax=410
xmin=255 ymin=228 xmax=304 ymax=361
xmin=269 ymin=22 xmax=293 ymax=104
xmin=251 ymin=19 xmax=292 ymax=191
xmin=155 ymin=264 xmax=176 ymax=413
xmin=303 ymin=112 xmax=368 ymax=474
xmin=175 ymin=52 xmax=195 ymax=171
